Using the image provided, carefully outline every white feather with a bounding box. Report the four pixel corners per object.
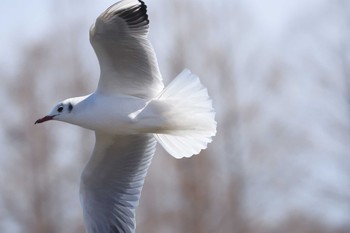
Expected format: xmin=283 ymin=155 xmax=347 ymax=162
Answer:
xmin=154 ymin=69 xmax=217 ymax=158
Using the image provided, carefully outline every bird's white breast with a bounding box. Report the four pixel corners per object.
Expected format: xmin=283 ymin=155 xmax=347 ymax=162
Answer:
xmin=71 ymin=92 xmax=148 ymax=134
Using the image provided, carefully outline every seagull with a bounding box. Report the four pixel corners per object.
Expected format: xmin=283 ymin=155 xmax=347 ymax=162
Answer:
xmin=35 ymin=0 xmax=216 ymax=232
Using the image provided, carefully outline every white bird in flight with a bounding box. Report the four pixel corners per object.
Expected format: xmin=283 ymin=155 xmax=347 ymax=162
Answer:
xmin=35 ymin=0 xmax=216 ymax=232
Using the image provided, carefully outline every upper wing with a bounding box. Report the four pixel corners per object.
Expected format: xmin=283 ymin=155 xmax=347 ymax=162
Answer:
xmin=90 ymin=0 xmax=164 ymax=98
xmin=80 ymin=133 xmax=157 ymax=233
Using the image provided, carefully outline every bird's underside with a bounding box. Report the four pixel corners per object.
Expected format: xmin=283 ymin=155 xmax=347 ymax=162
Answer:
xmin=81 ymin=1 xmax=160 ymax=232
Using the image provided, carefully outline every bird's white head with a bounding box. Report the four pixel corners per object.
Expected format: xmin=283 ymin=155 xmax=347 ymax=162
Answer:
xmin=35 ymin=99 xmax=75 ymax=124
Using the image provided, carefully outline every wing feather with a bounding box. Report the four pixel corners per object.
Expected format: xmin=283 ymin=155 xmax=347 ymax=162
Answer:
xmin=90 ymin=0 xmax=164 ymax=98
xmin=80 ymin=133 xmax=156 ymax=233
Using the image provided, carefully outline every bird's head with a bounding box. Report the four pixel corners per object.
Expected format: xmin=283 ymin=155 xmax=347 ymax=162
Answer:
xmin=35 ymin=100 xmax=74 ymax=124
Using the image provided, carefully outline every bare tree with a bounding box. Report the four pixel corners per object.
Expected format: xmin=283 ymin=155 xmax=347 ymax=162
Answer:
xmin=3 ymin=0 xmax=350 ymax=233
xmin=0 ymin=31 xmax=91 ymax=233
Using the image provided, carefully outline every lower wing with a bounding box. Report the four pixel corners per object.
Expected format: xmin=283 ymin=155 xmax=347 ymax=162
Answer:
xmin=80 ymin=133 xmax=156 ymax=233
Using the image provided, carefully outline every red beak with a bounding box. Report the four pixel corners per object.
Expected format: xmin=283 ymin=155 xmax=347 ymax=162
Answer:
xmin=34 ymin=115 xmax=55 ymax=124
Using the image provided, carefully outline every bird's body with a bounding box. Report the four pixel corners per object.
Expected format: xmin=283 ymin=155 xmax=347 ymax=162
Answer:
xmin=35 ymin=0 xmax=216 ymax=232
xmin=61 ymin=92 xmax=189 ymax=135
xmin=62 ymin=93 xmax=147 ymax=134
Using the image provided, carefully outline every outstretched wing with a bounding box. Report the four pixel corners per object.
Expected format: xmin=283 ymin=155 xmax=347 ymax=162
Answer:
xmin=80 ymin=133 xmax=157 ymax=233
xmin=90 ymin=0 xmax=164 ymax=98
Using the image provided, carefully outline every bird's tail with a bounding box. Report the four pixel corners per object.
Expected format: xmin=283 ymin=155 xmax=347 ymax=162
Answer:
xmin=154 ymin=69 xmax=217 ymax=159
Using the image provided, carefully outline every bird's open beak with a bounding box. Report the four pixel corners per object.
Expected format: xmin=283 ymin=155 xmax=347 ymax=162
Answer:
xmin=34 ymin=115 xmax=56 ymax=124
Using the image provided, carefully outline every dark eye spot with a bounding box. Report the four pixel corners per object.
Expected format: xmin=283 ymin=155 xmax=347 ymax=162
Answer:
xmin=57 ymin=106 xmax=64 ymax=112
xmin=68 ymin=103 xmax=73 ymax=112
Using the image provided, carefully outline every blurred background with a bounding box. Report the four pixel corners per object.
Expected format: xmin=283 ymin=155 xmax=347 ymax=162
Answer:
xmin=1 ymin=0 xmax=350 ymax=232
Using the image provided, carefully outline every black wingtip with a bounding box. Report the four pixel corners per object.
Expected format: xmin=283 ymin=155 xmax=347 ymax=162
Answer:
xmin=138 ymin=0 xmax=149 ymax=22
xmin=116 ymin=0 xmax=149 ymax=29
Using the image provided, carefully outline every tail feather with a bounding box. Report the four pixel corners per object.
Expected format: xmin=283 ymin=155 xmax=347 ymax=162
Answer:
xmin=154 ymin=69 xmax=216 ymax=159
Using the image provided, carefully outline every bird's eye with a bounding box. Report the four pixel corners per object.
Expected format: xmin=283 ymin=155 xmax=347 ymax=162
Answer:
xmin=57 ymin=106 xmax=64 ymax=112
